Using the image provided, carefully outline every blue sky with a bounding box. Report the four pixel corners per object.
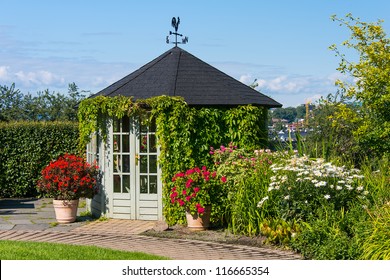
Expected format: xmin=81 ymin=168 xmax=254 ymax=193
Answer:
xmin=1 ymin=0 xmax=390 ymax=107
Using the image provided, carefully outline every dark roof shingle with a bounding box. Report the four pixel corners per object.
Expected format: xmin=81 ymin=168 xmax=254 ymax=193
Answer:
xmin=93 ymin=47 xmax=282 ymax=108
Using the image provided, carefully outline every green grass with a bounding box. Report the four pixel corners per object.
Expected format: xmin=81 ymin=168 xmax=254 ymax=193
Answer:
xmin=0 ymin=240 xmax=170 ymax=260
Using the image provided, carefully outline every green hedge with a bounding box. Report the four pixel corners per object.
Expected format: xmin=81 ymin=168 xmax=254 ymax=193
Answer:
xmin=0 ymin=121 xmax=80 ymax=198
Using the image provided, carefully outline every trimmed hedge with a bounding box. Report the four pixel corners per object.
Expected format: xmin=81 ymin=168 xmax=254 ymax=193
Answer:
xmin=0 ymin=121 xmax=80 ymax=197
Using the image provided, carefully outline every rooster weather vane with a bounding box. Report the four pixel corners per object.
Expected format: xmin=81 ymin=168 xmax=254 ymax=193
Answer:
xmin=166 ymin=17 xmax=188 ymax=47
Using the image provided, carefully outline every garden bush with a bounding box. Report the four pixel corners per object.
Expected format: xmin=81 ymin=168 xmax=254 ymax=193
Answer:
xmin=291 ymin=217 xmax=358 ymax=259
xmin=211 ymin=144 xmax=276 ymax=235
xmin=0 ymin=121 xmax=80 ymax=197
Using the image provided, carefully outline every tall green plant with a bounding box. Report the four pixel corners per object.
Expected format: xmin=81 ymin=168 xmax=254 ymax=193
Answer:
xmin=211 ymin=144 xmax=275 ymax=235
xmin=0 ymin=121 xmax=80 ymax=197
xmin=360 ymin=205 xmax=390 ymax=260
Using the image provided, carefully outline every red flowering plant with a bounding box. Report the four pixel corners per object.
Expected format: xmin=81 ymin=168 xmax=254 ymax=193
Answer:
xmin=170 ymin=166 xmax=227 ymax=216
xmin=37 ymin=154 xmax=99 ymax=200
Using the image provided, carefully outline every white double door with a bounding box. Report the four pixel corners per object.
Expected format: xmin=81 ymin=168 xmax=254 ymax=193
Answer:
xmin=109 ymin=116 xmax=161 ymax=220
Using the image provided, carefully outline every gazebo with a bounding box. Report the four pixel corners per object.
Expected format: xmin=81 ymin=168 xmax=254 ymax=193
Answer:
xmin=86 ymin=46 xmax=282 ymax=220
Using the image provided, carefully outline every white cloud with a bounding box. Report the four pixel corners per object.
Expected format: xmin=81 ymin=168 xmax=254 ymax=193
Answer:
xmin=0 ymin=55 xmax=137 ymax=94
xmin=14 ymin=70 xmax=65 ymax=87
xmin=240 ymin=74 xmax=311 ymax=94
xmin=0 ymin=66 xmax=11 ymax=81
xmin=237 ymin=71 xmax=340 ymax=107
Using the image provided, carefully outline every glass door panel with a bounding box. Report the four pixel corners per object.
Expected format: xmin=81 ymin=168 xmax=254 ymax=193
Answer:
xmin=138 ymin=118 xmax=158 ymax=196
xmin=112 ymin=117 xmax=131 ymax=194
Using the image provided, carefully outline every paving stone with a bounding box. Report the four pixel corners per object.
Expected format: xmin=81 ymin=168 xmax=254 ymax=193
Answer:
xmin=8 ymin=219 xmax=33 ymax=225
xmin=0 ymin=224 xmax=14 ymax=230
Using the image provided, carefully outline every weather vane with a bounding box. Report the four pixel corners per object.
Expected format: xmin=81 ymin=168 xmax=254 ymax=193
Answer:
xmin=166 ymin=17 xmax=188 ymax=47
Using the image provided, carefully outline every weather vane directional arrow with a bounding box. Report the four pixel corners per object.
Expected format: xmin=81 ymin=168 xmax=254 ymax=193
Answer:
xmin=166 ymin=17 xmax=188 ymax=47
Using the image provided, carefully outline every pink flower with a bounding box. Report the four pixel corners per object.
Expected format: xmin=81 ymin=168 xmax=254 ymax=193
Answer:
xmin=186 ymin=196 xmax=191 ymax=202
xmin=194 ymin=187 xmax=200 ymax=193
xmin=178 ymin=199 xmax=185 ymax=206
xmin=197 ymin=207 xmax=205 ymax=214
xmin=186 ymin=179 xmax=193 ymax=188
xmin=212 ymin=171 xmax=217 ymax=178
xmin=221 ymin=176 xmax=227 ymax=183
xmin=186 ymin=169 xmax=195 ymax=175
xmin=182 ymin=190 xmax=187 ymax=195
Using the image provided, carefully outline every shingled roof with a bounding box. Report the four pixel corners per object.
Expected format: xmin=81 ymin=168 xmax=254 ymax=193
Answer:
xmin=92 ymin=46 xmax=282 ymax=108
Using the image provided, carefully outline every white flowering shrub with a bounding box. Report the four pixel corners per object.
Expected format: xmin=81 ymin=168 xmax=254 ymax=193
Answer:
xmin=259 ymin=155 xmax=368 ymax=220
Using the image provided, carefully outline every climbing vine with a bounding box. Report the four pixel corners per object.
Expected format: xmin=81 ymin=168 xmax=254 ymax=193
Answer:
xmin=78 ymin=95 xmax=268 ymax=224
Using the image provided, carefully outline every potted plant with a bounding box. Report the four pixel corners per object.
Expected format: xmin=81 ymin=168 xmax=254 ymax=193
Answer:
xmin=37 ymin=153 xmax=99 ymax=223
xmin=170 ymin=166 xmax=226 ymax=230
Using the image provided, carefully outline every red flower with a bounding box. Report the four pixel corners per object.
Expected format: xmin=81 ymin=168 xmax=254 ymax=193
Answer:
xmin=221 ymin=176 xmax=227 ymax=183
xmin=37 ymin=153 xmax=99 ymax=200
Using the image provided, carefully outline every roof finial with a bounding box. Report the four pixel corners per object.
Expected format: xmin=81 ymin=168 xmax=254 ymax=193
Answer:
xmin=166 ymin=17 xmax=188 ymax=47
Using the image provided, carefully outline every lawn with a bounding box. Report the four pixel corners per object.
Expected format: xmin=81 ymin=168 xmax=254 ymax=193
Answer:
xmin=0 ymin=240 xmax=169 ymax=260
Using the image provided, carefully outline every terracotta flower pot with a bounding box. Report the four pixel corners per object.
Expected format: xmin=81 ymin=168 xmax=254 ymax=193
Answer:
xmin=185 ymin=205 xmax=211 ymax=231
xmin=53 ymin=199 xmax=79 ymax=223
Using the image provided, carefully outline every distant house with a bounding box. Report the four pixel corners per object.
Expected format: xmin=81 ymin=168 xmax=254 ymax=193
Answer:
xmin=86 ymin=46 xmax=282 ymax=220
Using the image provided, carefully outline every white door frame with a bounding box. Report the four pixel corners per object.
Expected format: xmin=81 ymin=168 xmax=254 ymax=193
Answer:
xmin=107 ymin=116 xmax=162 ymax=220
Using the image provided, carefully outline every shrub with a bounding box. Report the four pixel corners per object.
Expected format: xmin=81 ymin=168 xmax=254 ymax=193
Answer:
xmin=0 ymin=121 xmax=80 ymax=197
xmin=211 ymin=144 xmax=275 ymax=235
xmin=169 ymin=166 xmax=226 ymax=217
xmin=290 ymin=208 xmax=363 ymax=259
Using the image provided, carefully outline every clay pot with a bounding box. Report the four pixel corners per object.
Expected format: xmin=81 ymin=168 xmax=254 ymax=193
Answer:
xmin=53 ymin=199 xmax=79 ymax=223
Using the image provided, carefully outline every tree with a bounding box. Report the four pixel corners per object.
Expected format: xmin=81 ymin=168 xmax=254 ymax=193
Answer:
xmin=330 ymin=14 xmax=390 ymax=156
xmin=271 ymin=107 xmax=297 ymax=123
xmin=0 ymin=83 xmax=26 ymax=121
xmin=0 ymin=83 xmax=86 ymax=122
xmin=306 ymin=92 xmax=361 ymax=162
xmin=296 ymin=105 xmax=306 ymax=120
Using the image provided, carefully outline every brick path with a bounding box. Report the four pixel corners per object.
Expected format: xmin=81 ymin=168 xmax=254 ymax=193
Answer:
xmin=0 ymin=198 xmax=302 ymax=260
xmin=0 ymin=228 xmax=301 ymax=260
